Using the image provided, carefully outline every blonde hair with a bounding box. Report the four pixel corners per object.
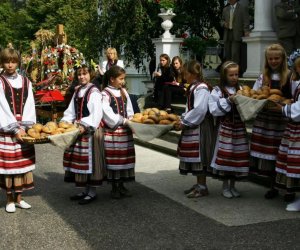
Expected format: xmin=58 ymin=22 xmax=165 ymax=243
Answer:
xmin=263 ymin=44 xmax=289 ymax=88
xmin=0 ymin=48 xmax=20 ymax=65
xmin=292 ymin=57 xmax=300 ymax=81
xmin=105 ymin=47 xmax=118 ymax=61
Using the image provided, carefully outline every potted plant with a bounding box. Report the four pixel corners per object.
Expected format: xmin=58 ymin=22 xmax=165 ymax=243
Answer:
xmin=151 ymin=0 xmax=176 ymax=13
xmin=183 ymin=36 xmax=217 ymax=63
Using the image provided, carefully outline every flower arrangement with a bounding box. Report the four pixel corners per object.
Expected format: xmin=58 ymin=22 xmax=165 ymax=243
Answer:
xmin=151 ymin=0 xmax=175 ymax=11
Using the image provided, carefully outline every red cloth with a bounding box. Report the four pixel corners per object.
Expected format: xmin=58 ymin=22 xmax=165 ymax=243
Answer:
xmin=35 ymin=90 xmax=64 ymax=102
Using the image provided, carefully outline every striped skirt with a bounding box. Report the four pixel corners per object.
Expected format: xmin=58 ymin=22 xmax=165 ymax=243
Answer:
xmin=275 ymin=122 xmax=300 ymax=192
xmin=104 ymin=126 xmax=135 ymax=182
xmin=250 ymin=110 xmax=288 ymax=160
xmin=0 ymin=133 xmax=35 ymax=175
xmin=0 ymin=172 xmax=34 ymax=194
xmin=63 ymin=134 xmax=93 ymax=174
xmin=211 ymin=117 xmax=249 ymax=179
xmin=64 ymin=128 xmax=106 ymax=187
xmin=178 ymin=115 xmax=216 ymax=176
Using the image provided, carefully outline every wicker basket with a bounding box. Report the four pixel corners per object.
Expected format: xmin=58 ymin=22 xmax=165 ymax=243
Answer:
xmin=21 ymin=136 xmax=50 ymax=144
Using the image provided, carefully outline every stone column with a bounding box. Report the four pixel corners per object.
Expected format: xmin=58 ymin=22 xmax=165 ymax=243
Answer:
xmin=243 ymin=0 xmax=278 ymax=78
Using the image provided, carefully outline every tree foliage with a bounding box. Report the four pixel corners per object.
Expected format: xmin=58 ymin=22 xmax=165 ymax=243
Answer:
xmin=0 ymin=0 xmax=235 ymax=68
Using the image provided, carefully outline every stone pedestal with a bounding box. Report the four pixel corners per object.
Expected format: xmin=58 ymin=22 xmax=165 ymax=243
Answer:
xmin=243 ymin=0 xmax=278 ymax=78
xmin=152 ymin=37 xmax=183 ymax=67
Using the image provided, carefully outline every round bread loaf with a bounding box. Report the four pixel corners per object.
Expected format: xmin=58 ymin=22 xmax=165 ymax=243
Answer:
xmin=51 ymin=130 xmax=62 ymax=135
xmin=252 ymin=94 xmax=258 ymax=99
xmin=151 ymin=108 xmax=160 ymax=114
xmin=159 ymin=119 xmax=172 ymax=125
xmin=281 ymin=99 xmax=292 ymax=105
xmin=268 ymin=94 xmax=282 ymax=102
xmin=42 ymin=125 xmax=54 ymax=134
xmin=256 ymin=89 xmax=263 ymax=95
xmin=242 ymin=85 xmax=251 ymax=91
xmin=257 ymin=94 xmax=268 ymax=100
xmin=168 ymin=114 xmax=179 ymax=121
xmin=141 ymin=115 xmax=149 ymax=123
xmin=133 ymin=113 xmax=143 ymax=119
xmin=237 ymin=90 xmax=243 ymax=95
xmin=148 ymin=115 xmax=159 ymax=123
xmin=28 ymin=128 xmax=41 ymax=139
xmin=250 ymin=89 xmax=257 ymax=96
xmin=159 ymin=110 xmax=168 ymax=116
xmin=46 ymin=121 xmax=58 ymax=129
xmin=32 ymin=123 xmax=43 ymax=132
xmin=132 ymin=117 xmax=142 ymax=123
xmin=269 ymin=89 xmax=283 ymax=96
xmin=58 ymin=122 xmax=70 ymax=129
xmin=159 ymin=115 xmax=169 ymax=121
xmin=56 ymin=128 xmax=66 ymax=133
xmin=143 ymin=119 xmax=155 ymax=124
xmin=261 ymin=86 xmax=270 ymax=91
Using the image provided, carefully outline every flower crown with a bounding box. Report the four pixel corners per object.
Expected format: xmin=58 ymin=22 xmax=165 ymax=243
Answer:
xmin=288 ymin=49 xmax=300 ymax=68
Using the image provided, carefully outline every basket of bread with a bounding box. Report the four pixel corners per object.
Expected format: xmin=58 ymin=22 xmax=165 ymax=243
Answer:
xmin=21 ymin=121 xmax=78 ymax=144
xmin=128 ymin=108 xmax=180 ymax=141
xmin=233 ymin=86 xmax=292 ymax=122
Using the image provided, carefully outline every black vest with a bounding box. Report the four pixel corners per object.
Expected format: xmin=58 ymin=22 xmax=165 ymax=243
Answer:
xmin=74 ymin=84 xmax=96 ymax=120
xmin=0 ymin=75 xmax=29 ymax=121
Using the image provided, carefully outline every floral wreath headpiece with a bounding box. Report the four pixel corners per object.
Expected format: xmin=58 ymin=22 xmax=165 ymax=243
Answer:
xmin=288 ymin=49 xmax=300 ymax=68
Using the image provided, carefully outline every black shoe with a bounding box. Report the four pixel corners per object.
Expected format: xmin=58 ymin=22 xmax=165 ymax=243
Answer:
xmin=184 ymin=185 xmax=197 ymax=195
xmin=284 ymin=193 xmax=296 ymax=202
xmin=264 ymin=189 xmax=279 ymax=199
xmin=70 ymin=192 xmax=86 ymax=201
xmin=119 ymin=185 xmax=132 ymax=197
xmin=78 ymin=195 xmax=97 ymax=205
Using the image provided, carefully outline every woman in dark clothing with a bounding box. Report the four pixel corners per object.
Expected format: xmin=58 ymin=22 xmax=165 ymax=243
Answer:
xmin=152 ymin=54 xmax=174 ymax=108
xmin=161 ymin=56 xmax=186 ymax=112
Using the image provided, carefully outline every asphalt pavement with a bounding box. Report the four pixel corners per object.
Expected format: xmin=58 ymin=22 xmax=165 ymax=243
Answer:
xmin=1 ymin=144 xmax=300 ymax=250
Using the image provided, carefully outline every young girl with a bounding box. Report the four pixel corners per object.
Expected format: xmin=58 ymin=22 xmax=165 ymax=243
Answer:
xmin=0 ymin=48 xmax=36 ymax=213
xmin=250 ymin=44 xmax=293 ymax=201
xmin=176 ymin=60 xmax=215 ymax=198
xmin=62 ymin=64 xmax=103 ymax=205
xmin=274 ymin=49 xmax=300 ymax=211
xmin=209 ymin=61 xmax=249 ymax=198
xmin=153 ymin=54 xmax=174 ymax=110
xmin=102 ymin=65 xmax=135 ymax=199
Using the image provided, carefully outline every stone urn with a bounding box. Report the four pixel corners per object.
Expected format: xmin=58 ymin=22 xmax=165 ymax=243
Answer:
xmin=158 ymin=9 xmax=176 ymax=38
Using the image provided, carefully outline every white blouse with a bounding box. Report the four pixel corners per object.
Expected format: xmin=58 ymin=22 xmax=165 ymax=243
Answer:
xmin=252 ymin=73 xmax=280 ymax=90
xmin=283 ymin=79 xmax=300 ymax=122
xmin=102 ymin=86 xmax=134 ymax=129
xmin=209 ymin=86 xmax=237 ymax=116
xmin=62 ymin=83 xmax=103 ymax=129
xmin=0 ymin=74 xmax=36 ymax=133
xmin=181 ymin=83 xmax=210 ymax=127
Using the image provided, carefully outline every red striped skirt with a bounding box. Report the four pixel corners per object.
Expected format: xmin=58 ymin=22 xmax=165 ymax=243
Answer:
xmin=63 ymin=134 xmax=93 ymax=174
xmin=0 ymin=133 xmax=35 ymax=174
xmin=177 ymin=126 xmax=201 ymax=163
xmin=251 ymin=110 xmax=288 ymax=160
xmin=104 ymin=126 xmax=135 ymax=170
xmin=211 ymin=118 xmax=249 ymax=174
xmin=276 ymin=122 xmax=300 ymax=178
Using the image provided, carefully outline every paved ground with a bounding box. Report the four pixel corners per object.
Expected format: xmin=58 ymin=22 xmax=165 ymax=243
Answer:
xmin=1 ymin=144 xmax=300 ymax=250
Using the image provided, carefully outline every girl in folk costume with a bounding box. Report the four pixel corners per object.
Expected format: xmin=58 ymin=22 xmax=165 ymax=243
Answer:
xmin=209 ymin=61 xmax=249 ymax=198
xmin=176 ymin=60 xmax=215 ymax=198
xmin=273 ymin=50 xmax=300 ymax=211
xmin=250 ymin=44 xmax=293 ymax=201
xmin=102 ymin=65 xmax=135 ymax=199
xmin=0 ymin=48 xmax=36 ymax=213
xmin=62 ymin=64 xmax=104 ymax=205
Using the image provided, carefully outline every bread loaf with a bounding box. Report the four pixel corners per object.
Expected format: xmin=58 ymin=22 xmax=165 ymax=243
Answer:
xmin=269 ymin=89 xmax=283 ymax=96
xmin=27 ymin=128 xmax=40 ymax=139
